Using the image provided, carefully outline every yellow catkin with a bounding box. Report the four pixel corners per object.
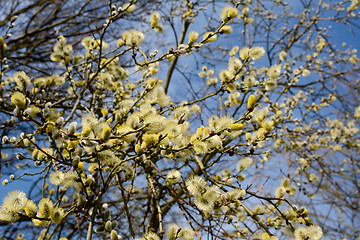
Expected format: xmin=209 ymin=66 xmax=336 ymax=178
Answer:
xmin=229 ymin=123 xmax=244 ymax=131
xmin=82 ymin=127 xmax=91 ymax=137
xmin=247 ymin=94 xmax=256 ymax=111
xmin=11 ymin=92 xmax=26 ymax=109
xmin=101 ymin=126 xmax=112 ymax=141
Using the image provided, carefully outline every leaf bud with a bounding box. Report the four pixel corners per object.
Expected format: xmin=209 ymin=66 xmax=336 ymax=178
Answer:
xmin=56 ymin=117 xmax=65 ymax=126
xmin=0 ymin=37 xmax=7 ymax=52
xmin=45 ymin=102 xmax=52 ymax=109
xmin=188 ymin=31 xmax=199 ymax=44
xmin=85 ymin=177 xmax=94 ymax=187
xmin=49 ymin=188 xmax=55 ymax=196
xmin=203 ymin=32 xmax=217 ymax=43
xmin=102 ymin=126 xmax=112 ymax=142
xmin=298 ymin=207 xmax=308 ymax=217
xmin=247 ymin=94 xmax=256 ymax=111
xmin=103 ymin=209 xmax=111 ymax=220
xmin=123 ymin=3 xmax=135 ymax=13
xmin=111 ymin=220 xmax=118 ymax=229
xmin=77 ymin=195 xmax=86 ymax=206
xmin=75 ymin=147 xmax=83 ymax=156
xmin=72 ymin=156 xmax=80 ymax=166
xmin=220 ymin=25 xmax=233 ymax=34
xmin=115 ymin=112 xmax=122 ymax=123
xmin=50 ymin=128 xmax=59 ymax=139
xmin=246 ymin=132 xmax=251 ymax=142
xmin=13 ymin=106 xmax=22 ymax=117
xmin=95 ymin=226 xmax=105 ymax=233
xmin=105 ymin=220 xmax=112 ymax=231
xmin=110 ymin=230 xmax=119 ymax=240
xmin=227 ymin=7 xmax=238 ymax=18
xmin=68 ymin=122 xmax=77 ymax=135
xmin=11 ymin=15 xmax=18 ymax=22
xmin=135 ymin=144 xmax=142 ymax=154
xmin=23 ymin=107 xmax=32 ymax=116
xmin=229 ymin=123 xmax=244 ymax=131
xmin=16 ymin=152 xmax=24 ymax=160
xmin=2 ymin=136 xmax=9 ymax=144
xmin=77 ymin=161 xmax=84 ymax=171
xmin=82 ymin=127 xmax=91 ymax=137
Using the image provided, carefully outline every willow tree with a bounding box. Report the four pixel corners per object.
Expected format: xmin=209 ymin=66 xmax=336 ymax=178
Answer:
xmin=0 ymin=0 xmax=359 ymax=240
